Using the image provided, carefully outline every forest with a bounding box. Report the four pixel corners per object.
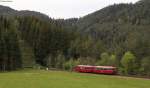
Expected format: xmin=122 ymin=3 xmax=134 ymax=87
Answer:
xmin=0 ymin=0 xmax=150 ymax=76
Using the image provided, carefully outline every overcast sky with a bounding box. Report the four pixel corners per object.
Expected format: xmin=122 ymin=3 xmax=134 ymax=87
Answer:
xmin=0 ymin=0 xmax=139 ymax=19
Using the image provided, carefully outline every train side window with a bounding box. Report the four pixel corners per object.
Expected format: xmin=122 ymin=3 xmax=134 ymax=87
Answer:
xmin=96 ymin=68 xmax=115 ymax=70
xmin=96 ymin=68 xmax=103 ymax=70
xmin=106 ymin=68 xmax=114 ymax=70
xmin=103 ymin=68 xmax=107 ymax=70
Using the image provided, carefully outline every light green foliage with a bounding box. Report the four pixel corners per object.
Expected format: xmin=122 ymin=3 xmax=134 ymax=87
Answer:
xmin=97 ymin=53 xmax=118 ymax=66
xmin=121 ymin=51 xmax=137 ymax=75
xmin=109 ymin=54 xmax=117 ymax=66
xmin=63 ymin=59 xmax=74 ymax=71
xmin=99 ymin=52 xmax=110 ymax=65
xmin=96 ymin=53 xmax=110 ymax=65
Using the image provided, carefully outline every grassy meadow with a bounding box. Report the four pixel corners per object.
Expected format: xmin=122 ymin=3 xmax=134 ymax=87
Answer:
xmin=0 ymin=70 xmax=149 ymax=88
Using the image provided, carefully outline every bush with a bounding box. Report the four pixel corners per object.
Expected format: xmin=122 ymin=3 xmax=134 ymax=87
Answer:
xmin=140 ymin=57 xmax=150 ymax=76
xmin=121 ymin=51 xmax=138 ymax=75
xmin=63 ymin=59 xmax=74 ymax=71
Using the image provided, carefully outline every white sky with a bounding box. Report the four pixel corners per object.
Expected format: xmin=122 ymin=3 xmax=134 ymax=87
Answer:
xmin=0 ymin=0 xmax=139 ymax=19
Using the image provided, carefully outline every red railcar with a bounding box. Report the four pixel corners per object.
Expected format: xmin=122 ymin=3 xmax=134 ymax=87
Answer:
xmin=74 ymin=65 xmax=117 ymax=75
xmin=74 ymin=65 xmax=95 ymax=73
xmin=93 ymin=66 xmax=117 ymax=75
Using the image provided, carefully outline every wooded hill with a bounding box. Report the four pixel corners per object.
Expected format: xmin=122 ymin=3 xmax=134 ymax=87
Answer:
xmin=0 ymin=0 xmax=149 ymax=76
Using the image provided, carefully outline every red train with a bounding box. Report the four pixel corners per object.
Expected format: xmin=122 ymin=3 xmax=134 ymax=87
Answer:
xmin=74 ymin=65 xmax=117 ymax=75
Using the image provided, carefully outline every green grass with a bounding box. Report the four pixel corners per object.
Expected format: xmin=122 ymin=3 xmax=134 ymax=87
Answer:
xmin=0 ymin=70 xmax=150 ymax=88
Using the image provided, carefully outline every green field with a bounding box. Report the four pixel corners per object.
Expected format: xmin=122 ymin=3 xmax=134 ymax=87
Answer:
xmin=0 ymin=70 xmax=149 ymax=88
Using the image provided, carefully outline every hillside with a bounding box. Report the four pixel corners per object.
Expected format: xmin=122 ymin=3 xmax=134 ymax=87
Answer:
xmin=0 ymin=0 xmax=149 ymax=76
xmin=77 ymin=0 xmax=150 ymax=30
xmin=74 ymin=0 xmax=150 ymax=63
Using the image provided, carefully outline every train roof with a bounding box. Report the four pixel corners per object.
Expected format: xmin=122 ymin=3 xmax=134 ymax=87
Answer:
xmin=76 ymin=65 xmax=94 ymax=67
xmin=76 ymin=65 xmax=116 ymax=68
xmin=95 ymin=66 xmax=116 ymax=68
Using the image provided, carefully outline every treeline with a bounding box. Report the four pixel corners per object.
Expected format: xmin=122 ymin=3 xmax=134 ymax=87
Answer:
xmin=0 ymin=0 xmax=149 ymax=76
xmin=0 ymin=16 xmax=22 ymax=71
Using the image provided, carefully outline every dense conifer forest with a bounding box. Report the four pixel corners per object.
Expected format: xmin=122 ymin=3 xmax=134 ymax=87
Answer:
xmin=0 ymin=0 xmax=149 ymax=76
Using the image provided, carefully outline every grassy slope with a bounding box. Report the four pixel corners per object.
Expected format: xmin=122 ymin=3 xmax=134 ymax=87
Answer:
xmin=0 ymin=70 xmax=149 ymax=88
